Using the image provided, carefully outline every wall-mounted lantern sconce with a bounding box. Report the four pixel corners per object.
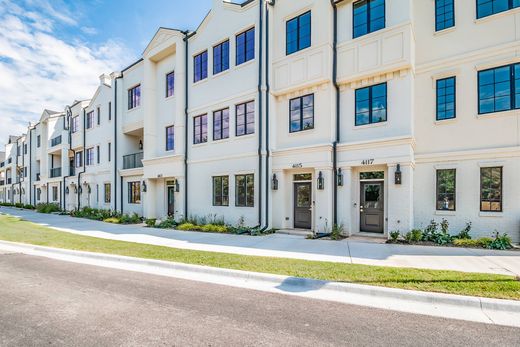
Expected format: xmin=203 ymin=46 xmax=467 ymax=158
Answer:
xmin=65 ymin=187 xmax=69 ymax=195
xmin=271 ymin=174 xmax=278 ymax=190
xmin=139 ymin=140 xmax=143 ymax=150
xmin=142 ymin=180 xmax=147 ymax=192
xmin=337 ymin=168 xmax=343 ymax=187
xmin=175 ymin=179 xmax=180 ymax=193
xmin=317 ymin=171 xmax=325 ymax=190
xmin=74 ymin=186 xmax=78 ymax=194
xmin=395 ymin=164 xmax=402 ymax=185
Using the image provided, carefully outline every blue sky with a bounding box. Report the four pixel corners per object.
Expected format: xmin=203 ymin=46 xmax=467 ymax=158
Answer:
xmin=0 ymin=0 xmax=212 ymax=146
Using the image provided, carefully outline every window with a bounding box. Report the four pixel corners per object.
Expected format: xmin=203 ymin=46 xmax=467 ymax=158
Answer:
xmin=355 ymin=83 xmax=387 ymax=126
xmin=480 ymin=167 xmax=502 ymax=212
xmin=75 ymin=151 xmax=83 ymax=168
xmin=86 ymin=148 xmax=94 ymax=166
xmin=236 ymin=101 xmax=255 ymax=136
xmin=236 ymin=28 xmax=255 ymax=65
xmin=71 ymin=116 xmax=79 ymax=133
xmin=435 ymin=0 xmax=455 ymax=31
xmin=235 ymin=174 xmax=254 ymax=207
xmin=24 ymin=167 xmax=27 ymax=177
xmin=436 ymin=77 xmax=456 ymax=120
xmin=37 ymin=135 xmax=41 ymax=147
xmin=290 ymin=94 xmax=314 ymax=133
xmin=128 ymin=181 xmax=141 ymax=204
xmin=108 ymin=142 xmax=111 ymax=162
xmin=193 ymin=114 xmax=208 ymax=144
xmin=24 ymin=144 xmax=27 ymax=154
xmin=436 ymin=169 xmax=456 ymax=211
xmin=478 ymin=63 xmax=519 ymax=114
xmin=213 ymin=108 xmax=229 ymax=141
xmin=86 ymin=111 xmax=94 ymax=129
xmin=96 ymin=145 xmax=100 ymax=164
xmin=128 ymin=85 xmax=141 ymax=110
xmin=166 ymin=126 xmax=175 ymax=151
xmin=353 ymin=0 xmax=385 ymax=39
xmin=166 ymin=71 xmax=175 ymax=97
xmin=52 ymin=186 xmax=58 ymax=202
xmin=97 ymin=107 xmax=100 ymax=125
xmin=286 ymin=11 xmax=311 ymax=55
xmin=108 ymin=102 xmax=112 ymax=120
xmin=477 ymin=0 xmax=520 ymax=19
xmin=213 ymin=176 xmax=229 ymax=206
xmin=194 ymin=51 xmax=208 ymax=83
xmin=213 ymin=40 xmax=230 ymax=74
xmin=104 ymin=183 xmax=111 ymax=203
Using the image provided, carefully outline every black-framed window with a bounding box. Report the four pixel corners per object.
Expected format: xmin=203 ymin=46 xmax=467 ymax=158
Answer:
xmin=86 ymin=111 xmax=94 ymax=129
xmin=213 ymin=40 xmax=230 ymax=74
xmin=75 ymin=151 xmax=83 ymax=168
xmin=436 ymin=77 xmax=456 ymax=120
xmin=24 ymin=144 xmax=27 ymax=154
xmin=97 ymin=107 xmax=101 ymax=125
xmin=286 ymin=11 xmax=311 ymax=55
xmin=166 ymin=125 xmax=174 ymax=151
xmin=24 ymin=167 xmax=27 ymax=177
xmin=52 ymin=186 xmax=58 ymax=201
xmin=194 ymin=51 xmax=208 ymax=83
xmin=128 ymin=85 xmax=141 ymax=110
xmin=480 ymin=167 xmax=502 ymax=212
xmin=477 ymin=0 xmax=520 ymax=19
xmin=236 ymin=28 xmax=255 ymax=65
xmin=213 ymin=176 xmax=229 ymax=206
xmin=71 ymin=116 xmax=79 ymax=133
xmin=166 ymin=71 xmax=175 ymax=97
xmin=213 ymin=108 xmax=229 ymax=141
xmin=104 ymin=183 xmax=111 ymax=203
xmin=235 ymin=174 xmax=254 ymax=207
xmin=193 ymin=114 xmax=208 ymax=144
xmin=108 ymin=102 xmax=112 ymax=120
xmin=108 ymin=142 xmax=111 ymax=162
xmin=478 ymin=63 xmax=519 ymax=114
xmin=96 ymin=145 xmax=100 ymax=164
xmin=128 ymin=181 xmax=141 ymax=204
xmin=37 ymin=135 xmax=41 ymax=147
xmin=290 ymin=94 xmax=314 ymax=133
xmin=86 ymin=148 xmax=94 ymax=166
xmin=436 ymin=169 xmax=456 ymax=211
xmin=435 ymin=0 xmax=455 ymax=31
xmin=236 ymin=101 xmax=255 ymax=136
xmin=353 ymin=0 xmax=385 ymax=39
xmin=355 ymin=83 xmax=387 ymax=126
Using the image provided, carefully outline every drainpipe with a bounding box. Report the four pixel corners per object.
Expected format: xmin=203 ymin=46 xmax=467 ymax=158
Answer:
xmin=77 ymin=108 xmax=86 ymax=209
xmin=63 ymin=107 xmax=75 ymax=211
xmin=113 ymin=73 xmax=123 ymax=212
xmin=257 ymin=0 xmax=264 ymax=227
xmin=18 ymin=137 xmax=23 ymax=204
xmin=120 ymin=176 xmax=123 ymax=214
xmin=29 ymin=128 xmax=33 ymax=205
xmin=183 ymin=30 xmax=196 ymax=220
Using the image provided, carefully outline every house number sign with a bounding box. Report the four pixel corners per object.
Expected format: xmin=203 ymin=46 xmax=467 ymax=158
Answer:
xmin=361 ymin=159 xmax=375 ymax=165
xmin=292 ymin=163 xmax=303 ymax=168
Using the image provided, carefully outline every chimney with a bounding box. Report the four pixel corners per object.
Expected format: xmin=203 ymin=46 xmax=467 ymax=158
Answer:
xmin=99 ymin=73 xmax=111 ymax=86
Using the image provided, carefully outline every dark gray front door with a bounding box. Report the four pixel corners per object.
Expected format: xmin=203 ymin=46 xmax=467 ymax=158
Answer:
xmin=294 ymin=182 xmax=312 ymax=229
xmin=167 ymin=187 xmax=175 ymax=216
xmin=360 ymin=182 xmax=384 ymax=233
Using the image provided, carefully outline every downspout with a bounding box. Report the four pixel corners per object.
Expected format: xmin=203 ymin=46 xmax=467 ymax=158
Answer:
xmin=63 ymin=107 xmax=75 ymax=211
xmin=114 ymin=74 xmax=123 ymax=212
xmin=19 ymin=137 xmax=23 ymax=204
xmin=29 ymin=128 xmax=32 ymax=205
xmin=77 ymin=108 xmax=86 ymax=209
xmin=257 ymin=0 xmax=264 ymax=227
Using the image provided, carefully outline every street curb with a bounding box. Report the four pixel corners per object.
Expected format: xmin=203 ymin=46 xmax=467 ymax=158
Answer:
xmin=0 ymin=240 xmax=519 ymax=327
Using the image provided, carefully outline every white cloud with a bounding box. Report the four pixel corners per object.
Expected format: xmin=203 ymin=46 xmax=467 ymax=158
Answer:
xmin=0 ymin=0 xmax=134 ymax=147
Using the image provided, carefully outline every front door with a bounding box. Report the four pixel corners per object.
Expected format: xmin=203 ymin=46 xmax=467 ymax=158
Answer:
xmin=167 ymin=187 xmax=175 ymax=216
xmin=360 ymin=182 xmax=384 ymax=233
xmin=294 ymin=182 xmax=312 ymax=229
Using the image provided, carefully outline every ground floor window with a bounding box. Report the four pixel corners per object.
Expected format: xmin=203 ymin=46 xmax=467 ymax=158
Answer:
xmin=235 ymin=174 xmax=254 ymax=207
xmin=128 ymin=181 xmax=141 ymax=204
xmin=480 ymin=167 xmax=502 ymax=212
xmin=212 ymin=176 xmax=229 ymax=206
xmin=436 ymin=169 xmax=456 ymax=211
xmin=104 ymin=183 xmax=111 ymax=203
xmin=52 ymin=186 xmax=58 ymax=201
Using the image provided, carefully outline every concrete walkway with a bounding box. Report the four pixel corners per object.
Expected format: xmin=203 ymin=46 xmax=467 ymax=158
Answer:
xmin=1 ymin=207 xmax=519 ymax=276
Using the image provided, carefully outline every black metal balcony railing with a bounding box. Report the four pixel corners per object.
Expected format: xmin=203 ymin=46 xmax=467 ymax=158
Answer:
xmin=51 ymin=135 xmax=62 ymax=147
xmin=123 ymin=152 xmax=144 ymax=170
xmin=50 ymin=167 xmax=62 ymax=178
xmin=0 ymin=162 xmax=4 ymax=168
xmin=7 ymin=158 xmax=12 ymax=164
xmin=35 ymin=173 xmax=41 ymax=181
xmin=7 ymin=178 xmax=12 ymax=184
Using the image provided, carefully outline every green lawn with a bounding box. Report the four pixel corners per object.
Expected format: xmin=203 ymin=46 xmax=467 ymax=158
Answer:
xmin=0 ymin=214 xmax=519 ymax=300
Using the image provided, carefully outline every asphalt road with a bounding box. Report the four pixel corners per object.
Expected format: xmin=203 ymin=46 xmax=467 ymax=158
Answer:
xmin=0 ymin=251 xmax=519 ymax=347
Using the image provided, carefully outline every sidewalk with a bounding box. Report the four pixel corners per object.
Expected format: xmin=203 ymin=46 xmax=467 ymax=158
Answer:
xmin=1 ymin=207 xmax=519 ymax=276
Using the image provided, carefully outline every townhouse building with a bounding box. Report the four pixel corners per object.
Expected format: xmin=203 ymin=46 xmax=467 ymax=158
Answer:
xmin=1 ymin=0 xmax=519 ymax=242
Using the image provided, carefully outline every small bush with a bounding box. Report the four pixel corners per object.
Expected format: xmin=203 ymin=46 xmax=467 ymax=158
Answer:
xmin=177 ymin=223 xmax=201 ymax=231
xmin=330 ymin=224 xmax=344 ymax=240
xmin=200 ymin=224 xmax=228 ymax=233
xmin=488 ymin=231 xmax=513 ymax=250
xmin=477 ymin=237 xmax=493 ymax=248
xmin=389 ymin=230 xmax=400 ymax=242
xmin=23 ymin=204 xmax=35 ymax=210
xmin=14 ymin=203 xmax=24 ymax=208
xmin=422 ymin=220 xmax=439 ymax=242
xmin=145 ymin=219 xmax=157 ymax=228
xmin=36 ymin=203 xmax=61 ymax=214
xmin=103 ymin=217 xmax=121 ymax=224
xmin=453 ymin=239 xmax=480 ymax=247
xmin=410 ymin=229 xmax=423 ymax=242
xmin=456 ymin=222 xmax=472 ymax=240
xmin=157 ymin=217 xmax=177 ymax=229
xmin=120 ymin=213 xmax=141 ymax=225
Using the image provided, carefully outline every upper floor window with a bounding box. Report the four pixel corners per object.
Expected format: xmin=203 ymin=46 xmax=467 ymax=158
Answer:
xmin=213 ymin=108 xmax=229 ymax=141
xmin=37 ymin=135 xmax=41 ymax=147
xmin=23 ymin=144 xmax=27 ymax=154
xmin=436 ymin=169 xmax=456 ymax=211
xmin=166 ymin=71 xmax=175 ymax=97
xmin=128 ymin=181 xmax=141 ymax=204
xmin=435 ymin=0 xmax=455 ymax=31
xmin=193 ymin=114 xmax=208 ymax=144
xmin=194 ymin=51 xmax=208 ymax=83
xmin=236 ymin=28 xmax=255 ymax=65
xmin=478 ymin=63 xmax=519 ymax=114
xmin=96 ymin=145 xmax=100 ymax=164
xmin=86 ymin=148 xmax=94 ymax=166
xmin=96 ymin=107 xmax=101 ymax=125
xmin=128 ymin=85 xmax=141 ymax=110
xmin=166 ymin=125 xmax=175 ymax=151
xmin=477 ymin=0 xmax=519 ymax=19
xmin=286 ymin=11 xmax=311 ymax=55
xmin=86 ymin=111 xmax=94 ymax=129
xmin=436 ymin=77 xmax=456 ymax=120
xmin=108 ymin=102 xmax=112 ymax=120
xmin=355 ymin=83 xmax=387 ymax=126
xmin=353 ymin=0 xmax=385 ymax=39
xmin=236 ymin=174 xmax=254 ymax=207
xmin=213 ymin=176 xmax=229 ymax=206
xmin=213 ymin=40 xmax=230 ymax=75
xmin=290 ymin=94 xmax=314 ymax=133
xmin=108 ymin=142 xmax=112 ymax=162
xmin=236 ymin=101 xmax=255 ymax=136
xmin=75 ymin=151 xmax=83 ymax=168
xmin=480 ymin=167 xmax=502 ymax=212
xmin=71 ymin=116 xmax=79 ymax=133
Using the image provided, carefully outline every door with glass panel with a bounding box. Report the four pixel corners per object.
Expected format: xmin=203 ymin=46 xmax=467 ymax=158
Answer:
xmin=360 ymin=181 xmax=384 ymax=233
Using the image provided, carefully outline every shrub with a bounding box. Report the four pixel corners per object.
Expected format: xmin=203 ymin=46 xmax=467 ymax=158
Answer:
xmin=405 ymin=229 xmax=423 ymax=243
xmin=422 ymin=220 xmax=439 ymax=242
xmin=477 ymin=237 xmax=493 ymax=248
xmin=177 ymin=223 xmax=201 ymax=231
xmin=488 ymin=231 xmax=513 ymax=250
xmin=23 ymin=204 xmax=35 ymax=210
xmin=200 ymin=224 xmax=228 ymax=233
xmin=389 ymin=230 xmax=400 ymax=242
xmin=120 ymin=213 xmax=141 ymax=225
xmin=456 ymin=222 xmax=472 ymax=240
xmin=103 ymin=217 xmax=121 ymax=224
xmin=14 ymin=203 xmax=24 ymax=208
xmin=330 ymin=224 xmax=344 ymax=240
xmin=453 ymin=239 xmax=480 ymax=247
xmin=145 ymin=219 xmax=157 ymax=228
xmin=36 ymin=203 xmax=60 ymax=214
xmin=157 ymin=217 xmax=177 ymax=229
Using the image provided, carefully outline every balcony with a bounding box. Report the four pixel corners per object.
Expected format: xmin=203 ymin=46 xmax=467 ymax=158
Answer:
xmin=50 ymin=167 xmax=62 ymax=178
xmin=50 ymin=135 xmax=62 ymax=147
xmin=123 ymin=152 xmax=144 ymax=170
xmin=36 ymin=173 xmax=41 ymax=181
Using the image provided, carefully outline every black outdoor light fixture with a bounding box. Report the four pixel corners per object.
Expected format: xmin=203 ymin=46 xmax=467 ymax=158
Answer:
xmin=74 ymin=186 xmax=78 ymax=194
xmin=175 ymin=179 xmax=180 ymax=193
xmin=395 ymin=164 xmax=402 ymax=185
xmin=142 ymin=180 xmax=147 ymax=192
xmin=139 ymin=140 xmax=143 ymax=150
xmin=271 ymin=173 xmax=278 ymax=190
xmin=317 ymin=171 xmax=325 ymax=190
xmin=337 ymin=168 xmax=343 ymax=187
